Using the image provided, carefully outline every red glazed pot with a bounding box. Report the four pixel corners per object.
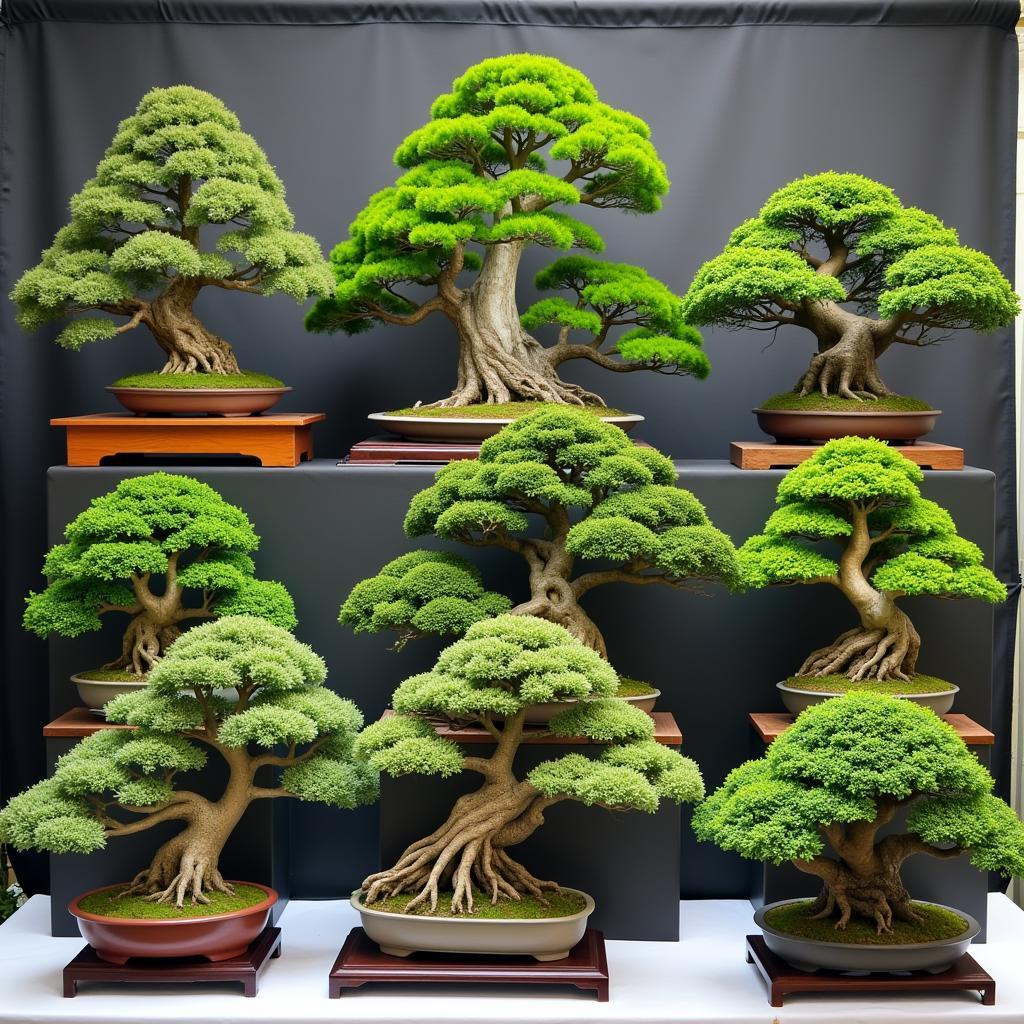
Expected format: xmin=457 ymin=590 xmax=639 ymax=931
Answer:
xmin=68 ymin=882 xmax=277 ymax=964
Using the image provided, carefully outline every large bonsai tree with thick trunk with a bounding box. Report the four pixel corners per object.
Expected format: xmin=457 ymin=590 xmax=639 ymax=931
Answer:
xmin=10 ymin=86 xmax=333 ymax=376
xmin=739 ymin=438 xmax=1005 ymax=682
xmin=694 ymin=692 xmax=1024 ymax=933
xmin=307 ymin=54 xmax=708 ymax=408
xmin=23 ymin=473 xmax=296 ymax=677
xmin=356 ymin=615 xmax=703 ymax=914
xmin=682 ymin=172 xmax=1018 ymax=401
xmin=341 ymin=408 xmax=739 ymax=658
xmin=0 ymin=617 xmax=377 ymax=908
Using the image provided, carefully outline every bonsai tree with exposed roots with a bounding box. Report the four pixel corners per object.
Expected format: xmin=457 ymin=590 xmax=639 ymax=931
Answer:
xmin=693 ymin=692 xmax=1024 ymax=933
xmin=356 ymin=614 xmax=703 ymax=914
xmin=307 ymin=54 xmax=708 ymax=409
xmin=682 ymin=172 xmax=1018 ymax=403
xmin=341 ymin=408 xmax=739 ymax=658
xmin=0 ymin=617 xmax=378 ymax=907
xmin=10 ymin=85 xmax=333 ymax=378
xmin=739 ymin=438 xmax=1005 ymax=683
xmin=23 ymin=473 xmax=296 ymax=677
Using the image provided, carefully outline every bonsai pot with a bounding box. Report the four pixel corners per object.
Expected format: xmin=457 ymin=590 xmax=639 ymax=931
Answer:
xmin=517 ymin=688 xmax=661 ymax=726
xmin=108 ymin=386 xmax=291 ymax=417
xmin=368 ymin=411 xmax=644 ymax=443
xmin=351 ymin=887 xmax=595 ymax=961
xmin=754 ymin=408 xmax=939 ymax=444
xmin=72 ymin=673 xmax=149 ymax=714
xmin=69 ymin=882 xmax=277 ymax=964
xmin=777 ymin=680 xmax=958 ymax=716
xmin=754 ymin=899 xmax=979 ymax=974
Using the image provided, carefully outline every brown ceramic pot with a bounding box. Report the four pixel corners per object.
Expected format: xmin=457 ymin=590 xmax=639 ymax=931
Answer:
xmin=68 ymin=882 xmax=277 ymax=964
xmin=754 ymin=408 xmax=940 ymax=443
xmin=107 ymin=387 xmax=291 ymax=416
xmin=368 ymin=411 xmax=644 ymax=443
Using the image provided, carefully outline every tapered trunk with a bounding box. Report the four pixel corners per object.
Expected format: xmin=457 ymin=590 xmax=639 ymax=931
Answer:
xmin=146 ymin=278 xmax=241 ymax=375
xmin=103 ymin=611 xmax=182 ymax=677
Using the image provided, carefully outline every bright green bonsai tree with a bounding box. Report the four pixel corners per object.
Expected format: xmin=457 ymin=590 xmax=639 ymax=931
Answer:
xmin=307 ymin=54 xmax=708 ymax=409
xmin=356 ymin=614 xmax=703 ymax=914
xmin=0 ymin=617 xmax=377 ymax=907
xmin=24 ymin=473 xmax=296 ymax=677
xmin=739 ymin=437 xmax=1005 ymax=683
xmin=693 ymin=692 xmax=1024 ymax=933
xmin=341 ymin=408 xmax=739 ymax=658
xmin=682 ymin=172 xmax=1018 ymax=403
xmin=10 ymin=85 xmax=333 ymax=380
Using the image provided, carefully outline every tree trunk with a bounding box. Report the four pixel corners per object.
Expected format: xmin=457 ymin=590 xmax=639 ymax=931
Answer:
xmin=798 ymin=603 xmax=920 ymax=682
xmin=799 ymin=858 xmax=921 ymax=934
xmin=147 ymin=278 xmax=241 ymax=375
xmin=103 ymin=611 xmax=182 ymax=677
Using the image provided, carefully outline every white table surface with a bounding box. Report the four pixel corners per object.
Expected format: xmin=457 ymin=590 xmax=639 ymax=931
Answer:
xmin=3 ymin=893 xmax=1024 ymax=1023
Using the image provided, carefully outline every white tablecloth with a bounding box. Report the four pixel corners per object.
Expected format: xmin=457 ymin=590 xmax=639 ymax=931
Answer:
xmin=3 ymin=893 xmax=1024 ymax=1023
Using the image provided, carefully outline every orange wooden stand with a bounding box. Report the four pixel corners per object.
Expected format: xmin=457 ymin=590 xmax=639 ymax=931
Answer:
xmin=749 ymin=711 xmax=993 ymax=746
xmin=730 ymin=440 xmax=964 ymax=470
xmin=52 ymin=413 xmax=324 ymax=467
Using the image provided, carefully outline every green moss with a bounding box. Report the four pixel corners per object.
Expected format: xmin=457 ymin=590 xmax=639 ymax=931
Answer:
xmin=387 ymin=402 xmax=630 ymax=420
xmin=76 ymin=669 xmax=147 ymax=683
xmin=368 ymin=888 xmax=587 ymax=919
xmin=78 ymin=883 xmax=268 ymax=920
xmin=112 ymin=372 xmax=285 ymax=390
xmin=764 ymin=899 xmax=968 ymax=944
xmin=616 ymin=678 xmax=657 ymax=698
xmin=785 ymin=673 xmax=955 ymax=695
xmin=759 ymin=391 xmax=933 ymax=413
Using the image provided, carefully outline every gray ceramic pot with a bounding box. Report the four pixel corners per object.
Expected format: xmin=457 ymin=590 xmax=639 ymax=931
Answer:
xmin=777 ymin=681 xmax=958 ymax=716
xmin=512 ymin=689 xmax=660 ymax=726
xmin=754 ymin=899 xmax=979 ymax=973
xmin=368 ymin=411 xmax=644 ymax=443
xmin=754 ymin=407 xmax=939 ymax=443
xmin=72 ymin=674 xmax=149 ymax=713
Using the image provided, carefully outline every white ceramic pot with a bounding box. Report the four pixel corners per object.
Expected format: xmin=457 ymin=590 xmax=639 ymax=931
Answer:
xmin=777 ymin=681 xmax=958 ymax=716
xmin=72 ymin=674 xmax=149 ymax=714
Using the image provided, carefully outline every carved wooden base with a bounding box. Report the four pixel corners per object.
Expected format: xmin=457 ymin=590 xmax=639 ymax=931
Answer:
xmin=730 ymin=440 xmax=964 ymax=470
xmin=328 ymin=927 xmax=609 ymax=1000
xmin=745 ymin=934 xmax=995 ymax=1007
xmin=62 ymin=925 xmax=281 ymax=997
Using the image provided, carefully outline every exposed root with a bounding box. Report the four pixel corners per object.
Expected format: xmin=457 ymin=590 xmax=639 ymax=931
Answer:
xmin=797 ymin=613 xmax=920 ymax=683
xmin=797 ymin=326 xmax=892 ymax=401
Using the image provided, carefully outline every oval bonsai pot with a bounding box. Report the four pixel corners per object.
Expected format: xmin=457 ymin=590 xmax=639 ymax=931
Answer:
xmin=754 ymin=899 xmax=979 ymax=974
xmin=518 ymin=689 xmax=661 ymax=726
xmin=72 ymin=673 xmax=149 ymax=714
xmin=352 ymin=887 xmax=595 ymax=961
xmin=754 ymin=408 xmax=939 ymax=444
xmin=108 ymin=386 xmax=291 ymax=417
xmin=69 ymin=882 xmax=277 ymax=964
xmin=777 ymin=680 xmax=958 ymax=716
xmin=368 ymin=411 xmax=644 ymax=443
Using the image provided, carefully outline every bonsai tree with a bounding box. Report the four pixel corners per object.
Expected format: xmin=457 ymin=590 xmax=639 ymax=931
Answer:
xmin=341 ymin=408 xmax=739 ymax=658
xmin=10 ymin=85 xmax=333 ymax=378
xmin=24 ymin=473 xmax=296 ymax=677
xmin=693 ymin=692 xmax=1024 ymax=933
xmin=355 ymin=614 xmax=704 ymax=914
xmin=0 ymin=616 xmax=378 ymax=908
xmin=739 ymin=437 xmax=1005 ymax=682
xmin=307 ymin=54 xmax=708 ymax=408
xmin=682 ymin=172 xmax=1018 ymax=402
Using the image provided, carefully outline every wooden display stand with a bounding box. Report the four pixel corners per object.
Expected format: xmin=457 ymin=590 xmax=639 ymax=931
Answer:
xmin=730 ymin=440 xmax=964 ymax=471
xmin=53 ymin=413 xmax=325 ymax=467
xmin=347 ymin=436 xmax=483 ymax=465
xmin=329 ymin=927 xmax=608 ymax=1000
xmin=745 ymin=934 xmax=994 ymax=1007
xmin=749 ymin=711 xmax=994 ymax=747
xmin=63 ymin=926 xmax=282 ymax=997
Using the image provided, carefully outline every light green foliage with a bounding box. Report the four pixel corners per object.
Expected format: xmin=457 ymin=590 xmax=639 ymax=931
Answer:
xmin=11 ymin=86 xmax=332 ymax=351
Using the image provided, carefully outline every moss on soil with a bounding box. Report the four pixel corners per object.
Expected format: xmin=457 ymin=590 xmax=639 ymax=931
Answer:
xmin=759 ymin=391 xmax=933 ymax=413
xmin=786 ymin=673 xmax=955 ymax=696
xmin=112 ymin=371 xmax=285 ymax=390
xmin=76 ymin=669 xmax=147 ymax=683
xmin=79 ymin=884 xmax=268 ymax=920
xmin=387 ymin=402 xmax=630 ymax=420
xmin=368 ymin=889 xmax=587 ymax=919
xmin=616 ymin=678 xmax=657 ymax=698
xmin=764 ymin=899 xmax=968 ymax=945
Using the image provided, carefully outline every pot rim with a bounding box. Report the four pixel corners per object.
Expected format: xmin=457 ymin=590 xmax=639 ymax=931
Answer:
xmin=368 ymin=412 xmax=644 ymax=426
xmin=532 ymin=688 xmax=662 ymax=707
xmin=776 ymin=680 xmax=959 ymax=700
xmin=70 ymin=672 xmax=149 ymax=686
xmin=754 ymin=898 xmax=979 ymax=950
xmin=69 ymin=881 xmax=277 ymax=926
xmin=753 ymin=407 xmax=940 ymax=418
xmin=351 ymin=886 xmax=595 ymax=925
xmin=106 ymin=386 xmax=292 ymax=396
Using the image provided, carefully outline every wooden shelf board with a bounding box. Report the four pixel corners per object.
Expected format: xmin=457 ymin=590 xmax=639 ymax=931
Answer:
xmin=44 ymin=707 xmax=135 ymax=738
xmin=731 ymin=440 xmax=964 ymax=471
xmin=750 ymin=711 xmax=993 ymax=745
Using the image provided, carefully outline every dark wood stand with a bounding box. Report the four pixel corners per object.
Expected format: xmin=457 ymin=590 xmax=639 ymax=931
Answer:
xmin=346 ymin=436 xmax=483 ymax=465
xmin=745 ymin=934 xmax=995 ymax=1007
xmin=328 ymin=927 xmax=608 ymax=1000
xmin=53 ymin=413 xmax=325 ymax=467
xmin=730 ymin=440 xmax=964 ymax=471
xmin=749 ymin=711 xmax=994 ymax=747
xmin=62 ymin=926 xmax=281 ymax=997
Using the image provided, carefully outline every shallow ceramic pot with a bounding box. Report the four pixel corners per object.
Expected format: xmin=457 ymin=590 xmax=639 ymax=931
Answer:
xmin=777 ymin=680 xmax=958 ymax=716
xmin=69 ymin=882 xmax=277 ymax=964
xmin=352 ymin=887 xmax=595 ymax=961
xmin=108 ymin=386 xmax=290 ymax=416
xmin=72 ymin=674 xmax=149 ymax=714
xmin=754 ymin=899 xmax=979 ymax=973
xmin=517 ymin=689 xmax=661 ymax=726
xmin=368 ymin=411 xmax=644 ymax=443
xmin=754 ymin=408 xmax=939 ymax=443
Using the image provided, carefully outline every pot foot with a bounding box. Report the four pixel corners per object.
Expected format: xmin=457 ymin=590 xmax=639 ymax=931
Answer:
xmin=533 ymin=950 xmax=570 ymax=962
xmin=378 ymin=945 xmax=415 ymax=958
xmin=204 ymin=946 xmax=247 ymax=962
xmin=925 ymin=964 xmax=954 ymax=975
xmin=784 ymin=960 xmax=820 ymax=974
xmin=93 ymin=949 xmax=130 ymax=966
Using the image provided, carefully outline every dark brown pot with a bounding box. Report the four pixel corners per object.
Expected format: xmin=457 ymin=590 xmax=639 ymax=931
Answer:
xmin=368 ymin=411 xmax=644 ymax=442
xmin=107 ymin=387 xmax=291 ymax=416
xmin=754 ymin=408 xmax=940 ymax=443
xmin=68 ymin=882 xmax=277 ymax=964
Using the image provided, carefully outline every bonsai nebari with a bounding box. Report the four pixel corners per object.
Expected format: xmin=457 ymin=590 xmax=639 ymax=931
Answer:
xmin=356 ymin=615 xmax=703 ymax=914
xmin=682 ymin=172 xmax=1018 ymax=403
xmin=739 ymin=437 xmax=1005 ymax=682
xmin=0 ymin=616 xmax=378 ymax=908
xmin=23 ymin=473 xmax=296 ymax=677
xmin=341 ymin=408 xmax=739 ymax=658
xmin=307 ymin=54 xmax=708 ymax=409
xmin=693 ymin=692 xmax=1024 ymax=933
xmin=10 ymin=85 xmax=333 ymax=379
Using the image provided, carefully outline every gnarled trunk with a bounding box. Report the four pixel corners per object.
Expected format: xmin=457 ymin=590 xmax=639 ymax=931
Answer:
xmin=798 ymin=605 xmax=920 ymax=682
xmin=797 ymin=858 xmax=921 ymax=934
xmin=795 ymin=302 xmax=892 ymax=401
xmin=103 ymin=612 xmax=182 ymax=677
xmin=147 ymin=278 xmax=240 ymax=375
